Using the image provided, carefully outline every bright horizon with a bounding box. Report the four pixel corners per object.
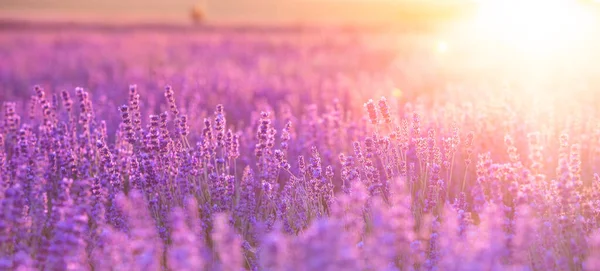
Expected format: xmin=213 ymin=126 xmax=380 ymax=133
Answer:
xmin=0 ymin=0 xmax=477 ymax=24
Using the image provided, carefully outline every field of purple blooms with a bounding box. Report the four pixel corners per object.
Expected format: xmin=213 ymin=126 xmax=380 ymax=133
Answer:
xmin=1 ymin=26 xmax=600 ymax=271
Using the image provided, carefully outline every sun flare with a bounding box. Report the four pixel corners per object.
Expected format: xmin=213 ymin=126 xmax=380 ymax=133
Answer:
xmin=474 ymin=0 xmax=596 ymax=54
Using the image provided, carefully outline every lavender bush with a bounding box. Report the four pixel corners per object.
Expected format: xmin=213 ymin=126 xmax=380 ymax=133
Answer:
xmin=1 ymin=26 xmax=600 ymax=271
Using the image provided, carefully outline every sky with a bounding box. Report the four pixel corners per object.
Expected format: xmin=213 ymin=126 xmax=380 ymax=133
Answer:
xmin=0 ymin=0 xmax=475 ymax=24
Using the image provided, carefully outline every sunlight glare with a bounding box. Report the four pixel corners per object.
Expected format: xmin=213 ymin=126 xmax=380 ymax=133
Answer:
xmin=437 ymin=41 xmax=448 ymax=53
xmin=474 ymin=0 xmax=595 ymax=54
xmin=392 ymin=88 xmax=403 ymax=98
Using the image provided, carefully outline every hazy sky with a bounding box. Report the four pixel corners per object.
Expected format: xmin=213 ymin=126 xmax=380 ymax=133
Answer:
xmin=0 ymin=0 xmax=473 ymax=24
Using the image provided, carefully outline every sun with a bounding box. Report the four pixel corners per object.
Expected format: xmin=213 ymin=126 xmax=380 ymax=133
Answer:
xmin=473 ymin=0 xmax=596 ymax=54
xmin=437 ymin=40 xmax=449 ymax=53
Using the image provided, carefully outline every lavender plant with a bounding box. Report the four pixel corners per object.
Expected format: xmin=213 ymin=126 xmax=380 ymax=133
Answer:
xmin=0 ymin=27 xmax=599 ymax=271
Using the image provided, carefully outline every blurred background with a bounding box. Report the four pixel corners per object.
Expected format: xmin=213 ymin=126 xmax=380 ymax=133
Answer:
xmin=1 ymin=0 xmax=600 ymax=105
xmin=0 ymin=0 xmax=479 ymax=25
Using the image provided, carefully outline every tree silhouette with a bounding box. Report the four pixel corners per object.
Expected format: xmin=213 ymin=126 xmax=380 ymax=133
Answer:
xmin=191 ymin=4 xmax=205 ymax=24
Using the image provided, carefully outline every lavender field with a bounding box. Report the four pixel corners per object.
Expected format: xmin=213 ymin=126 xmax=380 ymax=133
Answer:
xmin=1 ymin=24 xmax=600 ymax=271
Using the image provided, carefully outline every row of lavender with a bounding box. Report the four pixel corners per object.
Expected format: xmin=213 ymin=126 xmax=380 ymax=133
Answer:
xmin=1 ymin=29 xmax=600 ymax=271
xmin=1 ymin=82 xmax=599 ymax=270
